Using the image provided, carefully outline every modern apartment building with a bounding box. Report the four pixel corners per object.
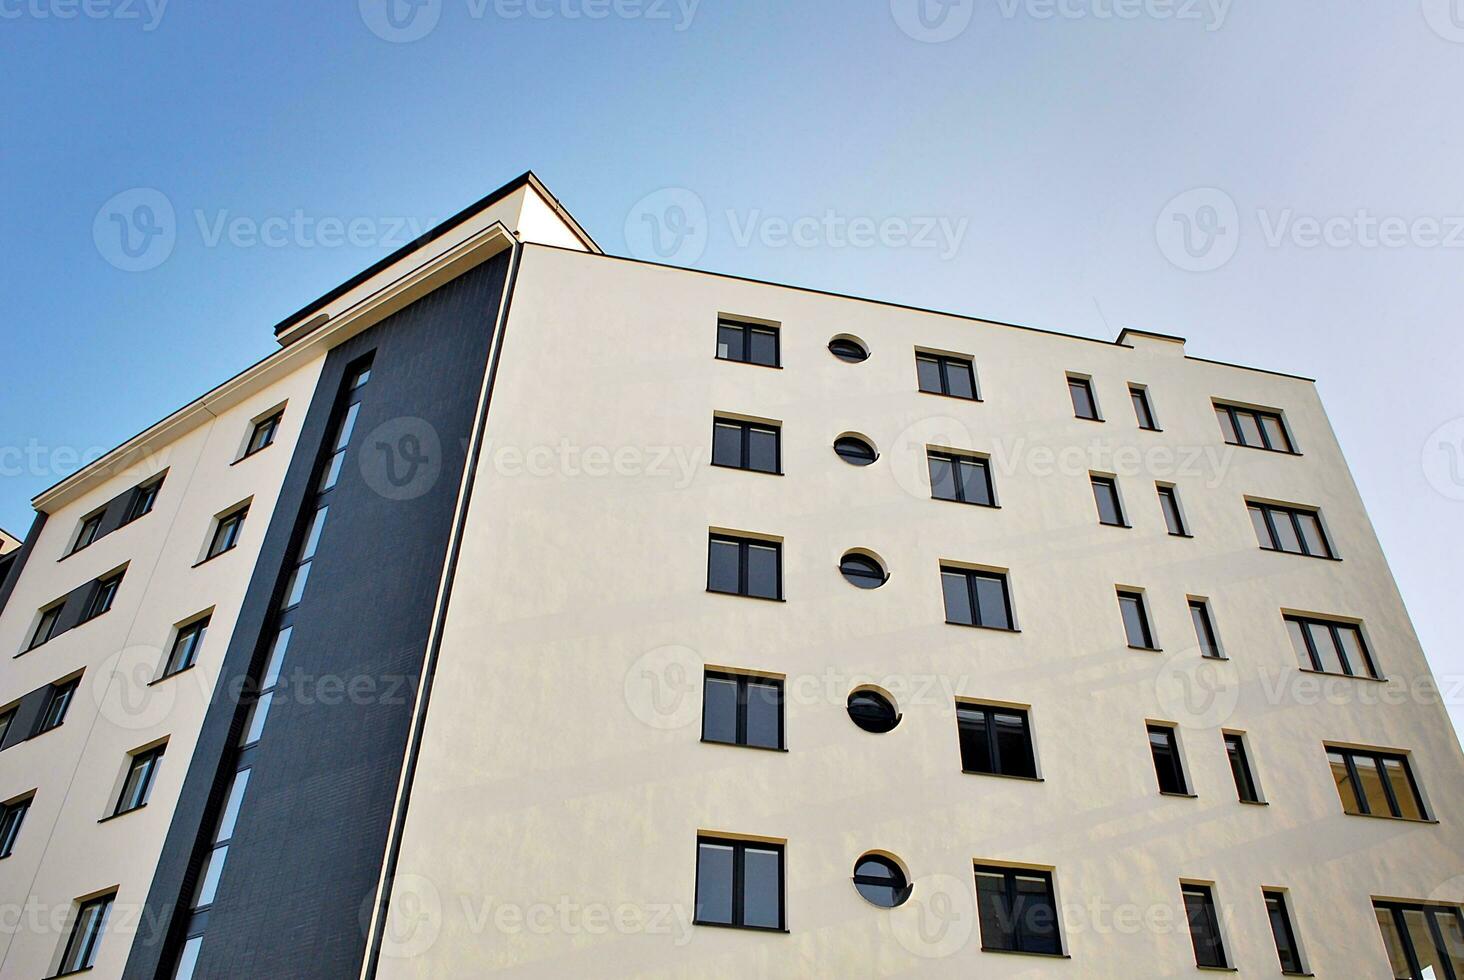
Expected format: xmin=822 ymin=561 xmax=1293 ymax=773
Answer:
xmin=0 ymin=171 xmax=1459 ymax=980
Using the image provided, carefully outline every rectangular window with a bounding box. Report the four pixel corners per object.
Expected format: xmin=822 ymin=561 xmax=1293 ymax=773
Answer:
xmin=1091 ymin=475 xmax=1127 ymax=527
xmin=1328 ymin=746 xmax=1427 ymax=820
xmin=0 ymin=708 xmax=13 ymax=745
xmin=1148 ymin=724 xmax=1188 ymax=795
xmin=243 ymin=411 xmax=283 ymax=457
xmin=1067 ymin=376 xmax=1100 ymax=420
xmin=941 ymin=566 xmax=1014 ymax=631
xmin=1264 ymin=890 xmax=1305 ymax=974
xmin=1215 ymin=402 xmax=1294 ymax=453
xmin=114 ymin=744 xmax=165 ymax=816
xmin=123 ymin=476 xmax=163 ymax=524
xmin=711 ymin=417 xmax=780 ymax=474
xmin=1183 ymin=884 xmax=1229 ymax=968
xmin=1118 ymin=590 xmax=1156 ymax=649
xmin=1157 ymin=485 xmax=1188 ymax=536
xmin=1225 ymin=733 xmax=1260 ymax=803
xmin=702 ymin=671 xmax=784 ymax=750
xmin=695 ymin=836 xmax=784 ymax=930
xmin=34 ymin=677 xmax=79 ymax=736
xmin=1374 ymin=900 xmax=1464 ymax=980
xmin=1189 ymin=599 xmax=1222 ymax=658
xmin=928 ymin=450 xmax=995 ymax=506
xmin=716 ymin=319 xmax=779 ymax=367
xmin=708 ymin=534 xmax=782 ymax=600
xmin=1130 ymin=385 xmax=1158 ymax=430
xmin=82 ymin=572 xmax=123 ymax=622
xmin=958 ymin=704 xmax=1036 ymax=778
xmin=973 ymin=865 xmax=1061 ymax=955
xmin=28 ymin=603 xmax=63 ymax=650
xmin=70 ymin=511 xmax=105 ymax=556
xmin=1249 ymin=501 xmax=1333 ymax=558
xmin=1285 ymin=614 xmax=1379 ymax=678
xmin=58 ymin=893 xmax=115 ymax=975
xmin=163 ymin=616 xmax=210 ymax=678
xmin=0 ymin=794 xmax=32 ymax=858
xmin=916 ymin=352 xmax=979 ymax=400
xmin=206 ymin=505 xmax=249 ymax=560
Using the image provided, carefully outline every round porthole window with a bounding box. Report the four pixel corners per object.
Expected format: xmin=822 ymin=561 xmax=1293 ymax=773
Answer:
xmin=828 ymin=336 xmax=870 ymax=363
xmin=834 ymin=434 xmax=878 ymax=466
xmin=840 ymin=551 xmax=888 ymax=589
xmin=847 ymin=687 xmax=900 ymax=733
xmin=853 ymin=854 xmax=912 ymax=908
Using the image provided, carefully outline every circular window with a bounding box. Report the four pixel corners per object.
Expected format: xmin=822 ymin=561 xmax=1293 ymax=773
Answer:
xmin=828 ymin=336 xmax=870 ymax=363
xmin=840 ymin=551 xmax=888 ymax=589
xmin=853 ymin=854 xmax=912 ymax=908
xmin=847 ymin=687 xmax=900 ymax=733
xmin=834 ymin=435 xmax=878 ymax=466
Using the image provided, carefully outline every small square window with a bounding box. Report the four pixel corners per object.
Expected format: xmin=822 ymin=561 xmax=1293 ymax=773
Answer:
xmin=716 ymin=319 xmax=780 ymax=367
xmin=114 ymin=744 xmax=165 ymax=816
xmin=695 ymin=836 xmax=784 ymax=930
xmin=928 ymin=451 xmax=995 ymax=506
xmin=1090 ymin=475 xmax=1127 ymax=527
xmin=1129 ymin=385 xmax=1159 ymax=430
xmin=69 ymin=511 xmax=105 ymax=556
xmin=1157 ymin=484 xmax=1188 ymax=536
xmin=163 ymin=616 xmax=210 ymax=678
xmin=0 ymin=794 xmax=32 ymax=858
xmin=703 ymin=671 xmax=784 ymax=750
xmin=916 ymin=352 xmax=979 ymax=400
xmin=958 ymin=704 xmax=1036 ymax=778
xmin=243 ymin=410 xmax=284 ymax=458
xmin=34 ymin=677 xmax=80 ymax=736
xmin=123 ymin=476 xmax=164 ymax=525
xmin=206 ymin=506 xmax=249 ymax=560
xmin=1225 ymin=732 xmax=1260 ymax=803
xmin=941 ymin=566 xmax=1014 ymax=631
xmin=1067 ymin=376 xmax=1101 ymax=420
xmin=28 ymin=603 xmax=63 ymax=650
xmin=711 ymin=418 xmax=781 ymax=474
xmin=1148 ymin=724 xmax=1188 ymax=795
xmin=83 ymin=572 xmax=124 ymax=622
xmin=57 ymin=892 xmax=115 ymax=975
xmin=1182 ymin=883 xmax=1229 ymax=968
xmin=973 ymin=865 xmax=1061 ymax=955
xmin=1118 ymin=590 xmax=1156 ymax=650
xmin=707 ymin=534 xmax=782 ymax=600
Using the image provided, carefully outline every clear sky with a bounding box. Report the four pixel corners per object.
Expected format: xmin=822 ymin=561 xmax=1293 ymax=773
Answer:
xmin=2 ymin=1 xmax=1461 ymax=736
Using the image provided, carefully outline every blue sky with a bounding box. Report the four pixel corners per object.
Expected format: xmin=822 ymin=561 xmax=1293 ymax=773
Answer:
xmin=3 ymin=1 xmax=1462 ymax=734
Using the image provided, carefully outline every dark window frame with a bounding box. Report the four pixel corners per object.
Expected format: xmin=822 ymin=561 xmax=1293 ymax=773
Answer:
xmin=852 ymin=854 xmax=912 ymax=908
xmin=1130 ymin=385 xmax=1159 ymax=430
xmin=1189 ymin=599 xmax=1223 ymax=659
xmin=1285 ymin=614 xmax=1379 ymax=679
xmin=711 ymin=417 xmax=782 ymax=475
xmin=701 ymin=671 xmax=785 ymax=751
xmin=206 ymin=505 xmax=250 ymax=560
xmin=973 ymin=864 xmax=1063 ymax=956
xmin=57 ymin=892 xmax=116 ymax=976
xmin=1225 ymin=732 xmax=1261 ymax=803
xmin=694 ymin=836 xmax=786 ymax=932
xmin=941 ymin=565 xmax=1016 ymax=631
xmin=1091 ymin=475 xmax=1128 ymax=527
xmin=34 ymin=677 xmax=80 ymax=737
xmin=1215 ymin=402 xmax=1296 ymax=454
xmin=828 ymin=337 xmax=869 ymax=363
xmin=27 ymin=602 xmax=63 ymax=650
xmin=122 ymin=475 xmax=164 ymax=525
xmin=1157 ymin=484 xmax=1189 ymax=537
xmin=838 ymin=552 xmax=887 ymax=589
xmin=1183 ymin=883 xmax=1229 ymax=969
xmin=1067 ymin=375 xmax=1101 ymax=421
xmin=68 ymin=510 xmax=105 ymax=556
xmin=1148 ymin=724 xmax=1189 ymax=795
xmin=1328 ymin=746 xmax=1428 ymax=820
xmin=1118 ymin=590 xmax=1157 ymax=650
xmin=716 ymin=319 xmax=781 ymax=368
xmin=241 ymin=409 xmax=284 ymax=459
xmin=927 ymin=449 xmax=996 ymax=507
xmin=1249 ymin=501 xmax=1335 ymax=559
xmin=1373 ymin=900 xmax=1464 ymax=980
xmin=707 ymin=534 xmax=783 ymax=601
xmin=0 ymin=793 xmax=32 ymax=858
xmin=833 ymin=435 xmax=879 ymax=466
xmin=916 ymin=352 xmax=980 ymax=400
xmin=1264 ymin=890 xmax=1305 ymax=974
xmin=957 ymin=703 xmax=1038 ymax=779
xmin=847 ymin=688 xmax=901 ymax=734
xmin=113 ymin=744 xmax=165 ymax=816
xmin=82 ymin=572 xmax=123 ymax=623
xmin=162 ymin=616 xmax=210 ymax=678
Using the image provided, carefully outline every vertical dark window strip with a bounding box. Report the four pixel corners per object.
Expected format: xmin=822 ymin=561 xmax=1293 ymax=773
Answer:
xmin=1264 ymin=891 xmax=1304 ymax=974
xmin=1225 ymin=733 xmax=1260 ymax=802
xmin=1149 ymin=725 xmax=1187 ymax=795
xmin=1183 ymin=884 xmax=1228 ymax=968
xmin=1158 ymin=485 xmax=1188 ymax=535
xmin=0 ymin=795 xmax=31 ymax=857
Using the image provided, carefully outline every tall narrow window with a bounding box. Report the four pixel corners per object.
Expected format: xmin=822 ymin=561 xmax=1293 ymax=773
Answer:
xmin=123 ymin=475 xmax=164 ymax=524
xmin=708 ymin=534 xmax=782 ymax=600
xmin=1090 ymin=475 xmax=1127 ymax=527
xmin=927 ymin=450 xmax=995 ymax=506
xmin=57 ymin=893 xmax=115 ymax=975
xmin=702 ymin=671 xmax=784 ymax=750
xmin=1189 ymin=599 xmax=1222 ymax=658
xmin=1328 ymin=746 xmax=1427 ymax=820
xmin=206 ymin=505 xmax=249 ymax=559
xmin=695 ymin=836 xmax=784 ymax=930
xmin=1249 ymin=501 xmax=1334 ymax=558
xmin=34 ymin=677 xmax=79 ymax=736
xmin=1182 ymin=884 xmax=1229 ymax=969
xmin=916 ymin=352 xmax=978 ymax=400
xmin=1130 ymin=385 xmax=1158 ymax=430
xmin=957 ymin=703 xmax=1036 ymax=778
xmin=1285 ymin=614 xmax=1379 ymax=678
xmin=70 ymin=511 xmax=105 ymax=555
xmin=1374 ymin=900 xmax=1464 ymax=980
xmin=1264 ymin=890 xmax=1305 ymax=974
xmin=83 ymin=571 xmax=123 ymax=622
xmin=711 ymin=417 xmax=780 ymax=474
xmin=973 ymin=865 xmax=1062 ymax=955
xmin=243 ymin=410 xmax=283 ymax=458
xmin=1225 ymin=732 xmax=1260 ymax=803
xmin=0 ymin=708 xmax=13 ymax=745
xmin=1067 ymin=376 xmax=1100 ymax=420
xmin=1118 ymin=590 xmax=1156 ymax=649
xmin=941 ymin=566 xmax=1014 ymax=631
xmin=114 ymin=744 xmax=165 ymax=815
xmin=163 ymin=616 xmax=210 ymax=677
xmin=0 ymin=794 xmax=32 ymax=857
xmin=1157 ymin=484 xmax=1188 ymax=536
xmin=1148 ymin=724 xmax=1188 ymax=795
xmin=28 ymin=603 xmax=62 ymax=650
xmin=716 ymin=319 xmax=780 ymax=367
xmin=1215 ymin=402 xmax=1294 ymax=453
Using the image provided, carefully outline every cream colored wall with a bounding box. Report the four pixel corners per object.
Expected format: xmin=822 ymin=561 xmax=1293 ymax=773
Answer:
xmin=0 ymin=530 xmax=21 ymax=555
xmin=0 ymin=354 xmax=324 ymax=979
xmin=381 ymin=244 xmax=1464 ymax=979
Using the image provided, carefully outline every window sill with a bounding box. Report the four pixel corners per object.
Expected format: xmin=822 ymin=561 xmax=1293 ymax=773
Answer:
xmin=693 ymin=920 xmax=788 ymax=934
xmin=1298 ymin=668 xmax=1387 ymax=684
xmin=1258 ymin=547 xmax=1343 ymax=563
xmin=98 ymin=803 xmax=146 ymax=824
xmin=962 ymin=770 xmax=1044 ymax=783
xmin=710 ymin=462 xmax=783 ymax=477
xmin=931 ymin=496 xmax=1000 ymax=509
xmin=918 ymin=390 xmax=983 ymax=403
xmin=701 ymin=738 xmax=788 ymax=753
xmin=1139 ymin=426 xmax=1164 ymax=433
xmin=192 ymin=546 xmax=239 ymax=569
xmin=147 ymin=664 xmax=197 ymax=687
xmin=945 ymin=621 xmax=1020 ymax=633
xmin=1128 ymin=644 xmax=1162 ymax=653
xmin=1281 ymin=972 xmax=1315 ymax=977
xmin=1201 ymin=654 xmax=1228 ymax=662
xmin=1099 ymin=522 xmax=1132 ymax=529
xmin=50 ymin=968 xmax=95 ymax=979
xmin=1074 ymin=415 xmax=1105 ymax=423
xmin=979 ymin=947 xmax=1069 ymax=959
xmin=1195 ymin=966 xmax=1238 ymax=973
xmin=1224 ymin=440 xmax=1303 ymax=458
xmin=1341 ymin=811 xmax=1438 ymax=825
xmin=1238 ymin=799 xmax=1269 ymax=807
xmin=1160 ymin=791 xmax=1198 ymax=799
xmin=714 ymin=356 xmax=782 ymax=370
xmin=230 ymin=444 xmax=275 ymax=466
xmin=1168 ymin=531 xmax=1195 ymax=539
xmin=705 ymin=589 xmax=785 ymax=603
